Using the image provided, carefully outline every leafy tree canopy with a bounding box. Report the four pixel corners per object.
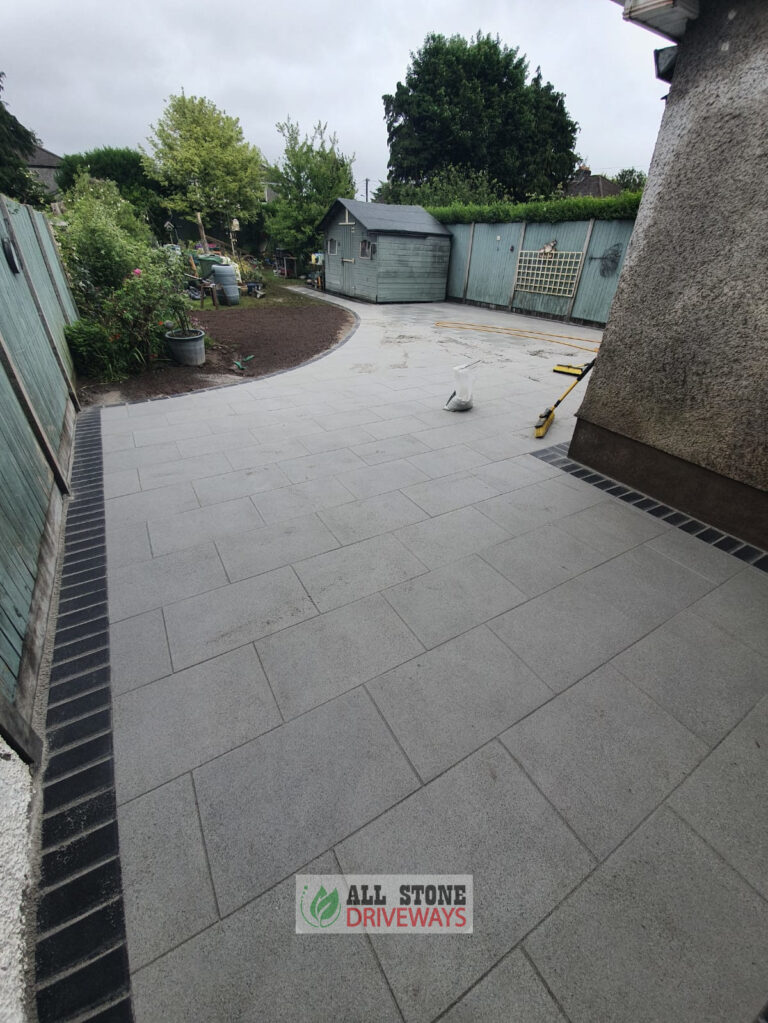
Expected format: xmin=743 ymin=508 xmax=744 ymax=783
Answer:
xmin=374 ymin=164 xmax=508 ymax=206
xmin=142 ymin=93 xmax=264 ymax=226
xmin=56 ymin=146 xmax=168 ymax=232
xmin=383 ymin=33 xmax=579 ymax=202
xmin=0 ymin=71 xmax=48 ymax=206
xmin=265 ymin=119 xmax=355 ymax=262
xmin=610 ymin=167 xmax=647 ymax=192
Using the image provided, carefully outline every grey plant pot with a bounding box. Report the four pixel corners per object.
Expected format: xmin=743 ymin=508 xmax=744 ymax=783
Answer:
xmin=165 ymin=328 xmax=205 ymax=367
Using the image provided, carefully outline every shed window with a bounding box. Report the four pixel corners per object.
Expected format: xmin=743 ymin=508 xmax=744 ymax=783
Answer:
xmin=327 ymin=238 xmax=338 ymax=255
xmin=359 ymin=240 xmax=376 ymax=259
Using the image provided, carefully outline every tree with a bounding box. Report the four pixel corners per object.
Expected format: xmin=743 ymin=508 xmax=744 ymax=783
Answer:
xmin=0 ymin=72 xmax=48 ymax=206
xmin=382 ymin=33 xmax=579 ymax=201
xmin=610 ymin=167 xmax=647 ymax=192
xmin=142 ymin=94 xmax=264 ymax=235
xmin=265 ymin=119 xmax=355 ymax=262
xmin=56 ymin=147 xmax=168 ymax=235
xmin=373 ymin=164 xmax=508 ymax=206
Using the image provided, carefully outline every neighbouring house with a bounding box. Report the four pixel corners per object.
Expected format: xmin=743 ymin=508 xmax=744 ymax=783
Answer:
xmin=319 ymin=198 xmax=451 ymax=303
xmin=27 ymin=146 xmax=62 ymax=194
xmin=570 ymin=0 xmax=768 ymax=549
xmin=565 ymin=167 xmax=621 ymax=198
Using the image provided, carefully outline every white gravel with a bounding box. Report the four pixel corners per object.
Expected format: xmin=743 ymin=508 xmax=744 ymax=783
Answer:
xmin=0 ymin=736 xmax=33 ymax=1023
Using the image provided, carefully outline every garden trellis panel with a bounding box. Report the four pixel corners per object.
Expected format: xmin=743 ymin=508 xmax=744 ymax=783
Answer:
xmin=0 ymin=193 xmax=78 ymax=760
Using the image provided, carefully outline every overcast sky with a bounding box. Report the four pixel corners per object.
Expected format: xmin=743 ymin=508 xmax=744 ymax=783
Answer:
xmin=2 ymin=0 xmax=667 ymax=199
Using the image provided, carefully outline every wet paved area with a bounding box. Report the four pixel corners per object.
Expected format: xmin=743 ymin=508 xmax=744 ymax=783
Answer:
xmin=99 ymin=295 xmax=768 ymax=1022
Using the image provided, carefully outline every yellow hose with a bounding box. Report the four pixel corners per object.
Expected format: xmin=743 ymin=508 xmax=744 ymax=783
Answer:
xmin=435 ymin=320 xmax=601 ymax=354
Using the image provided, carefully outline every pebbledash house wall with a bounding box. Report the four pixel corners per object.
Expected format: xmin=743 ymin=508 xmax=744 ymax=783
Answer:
xmin=570 ymin=0 xmax=768 ymax=549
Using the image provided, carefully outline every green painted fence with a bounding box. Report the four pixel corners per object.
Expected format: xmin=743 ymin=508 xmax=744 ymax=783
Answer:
xmin=445 ymin=217 xmax=634 ymax=326
xmin=0 ymin=194 xmax=78 ymax=759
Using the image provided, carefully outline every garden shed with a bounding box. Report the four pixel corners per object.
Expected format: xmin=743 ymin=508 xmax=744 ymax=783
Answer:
xmin=319 ymin=198 xmax=450 ymax=303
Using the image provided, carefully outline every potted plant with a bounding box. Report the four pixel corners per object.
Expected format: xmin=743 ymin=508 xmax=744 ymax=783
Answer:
xmin=165 ymin=296 xmax=206 ymax=367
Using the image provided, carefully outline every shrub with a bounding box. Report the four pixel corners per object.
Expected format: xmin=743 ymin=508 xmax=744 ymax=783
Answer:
xmin=64 ymin=319 xmax=133 ymax=381
xmin=426 ymin=191 xmax=642 ymax=225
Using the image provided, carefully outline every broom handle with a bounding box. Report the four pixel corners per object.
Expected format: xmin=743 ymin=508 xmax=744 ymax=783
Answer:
xmin=552 ymin=359 xmax=595 ymax=410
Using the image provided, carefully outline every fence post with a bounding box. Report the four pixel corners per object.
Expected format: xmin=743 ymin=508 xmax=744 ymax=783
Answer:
xmin=507 ymin=222 xmax=527 ymax=310
xmin=0 ymin=197 xmax=80 ymax=412
xmin=566 ymin=218 xmax=596 ymax=322
xmin=0 ymin=326 xmax=70 ymax=496
xmin=461 ymin=222 xmax=475 ymax=301
xmin=28 ymin=208 xmax=74 ymax=327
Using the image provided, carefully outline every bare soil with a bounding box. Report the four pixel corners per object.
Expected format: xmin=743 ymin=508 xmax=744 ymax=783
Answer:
xmin=79 ymin=285 xmax=355 ymax=407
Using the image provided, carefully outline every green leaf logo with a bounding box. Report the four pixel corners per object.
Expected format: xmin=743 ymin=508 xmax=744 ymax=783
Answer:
xmin=301 ymin=884 xmax=341 ymax=928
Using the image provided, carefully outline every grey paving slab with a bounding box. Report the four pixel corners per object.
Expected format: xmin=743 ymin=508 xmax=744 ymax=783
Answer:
xmin=464 ymin=431 xmax=540 ymax=461
xmin=336 ymin=743 xmax=593 ymax=1023
xmin=669 ymin=695 xmax=768 ymax=899
xmin=101 ymin=432 xmax=135 ymax=453
xmin=110 ymin=609 xmax=171 ymax=696
xmin=525 ymin=807 xmax=768 ymax=1023
xmin=225 ymin=438 xmax=310 ymax=471
xmin=297 ymin=425 xmax=377 ymax=453
xmin=402 ymin=471 xmax=501 ymax=517
xmin=104 ymin=521 xmax=151 ymax=569
xmin=114 ymin=645 xmax=281 ymax=802
xmin=351 ymin=434 xmax=432 ymax=465
xmin=368 ymin=625 xmax=551 ymax=781
xmin=108 ymin=543 xmax=228 ymax=623
xmin=479 ymin=522 xmax=606 ymax=597
xmin=472 ymin=454 xmax=561 ymax=493
xmin=384 ymin=554 xmax=528 ymax=649
xmin=147 ymin=497 xmax=265 ymax=557
xmin=369 ymin=400 xmax=431 ymax=421
xmin=294 ymin=534 xmax=427 ymax=612
xmin=191 ymin=465 xmax=290 ymax=507
xmin=103 ymin=468 xmax=140 ymax=499
xmin=501 ymin=664 xmax=706 ymax=858
xmin=256 ymin=593 xmax=424 ymax=718
xmin=411 ymin=421 xmax=495 ymax=451
xmin=489 ymin=578 xmax=648 ymax=692
xmin=575 ymin=546 xmax=715 ymax=630
xmin=250 ymin=477 xmax=355 ymax=523
xmin=138 ymin=452 xmax=233 ymax=492
xmin=318 ymin=490 xmax=428 ymax=544
xmin=556 ymin=499 xmax=669 ymax=556
xmin=441 ymin=949 xmax=566 ymax=1023
xmin=118 ymin=774 xmax=218 ymax=971
xmin=612 ymin=609 xmax=768 ymax=745
xmin=173 ymin=429 xmax=258 ymax=459
xmin=336 ymin=458 xmax=431 ymax=500
xmin=645 ymin=528 xmax=744 ymax=583
xmin=216 ymin=514 xmax=339 ymax=582
xmin=130 ymin=852 xmax=402 ymax=1023
xmin=477 ymin=477 xmax=607 ymax=537
xmin=164 ymin=566 xmax=317 ymax=670
xmin=407 ymin=443 xmax=490 ymax=478
xmin=395 ymin=505 xmax=511 ymax=568
xmin=277 ymin=447 xmax=368 ymax=483
xmin=193 ymin=689 xmax=419 ymax=914
xmin=319 ymin=408 xmax=384 ymax=430
xmin=105 ymin=482 xmax=199 ymax=527
xmin=687 ymin=568 xmax=768 ymax=659
xmin=133 ymin=421 xmax=213 ymax=448
xmin=103 ymin=441 xmax=181 ymax=474
xmin=363 ymin=415 xmax=433 ymax=439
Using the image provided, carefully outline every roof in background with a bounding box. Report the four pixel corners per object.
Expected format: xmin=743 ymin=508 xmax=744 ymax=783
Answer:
xmin=319 ymin=198 xmax=450 ymax=236
xmin=566 ymin=170 xmax=621 ymax=198
xmin=27 ymin=146 xmax=62 ymax=168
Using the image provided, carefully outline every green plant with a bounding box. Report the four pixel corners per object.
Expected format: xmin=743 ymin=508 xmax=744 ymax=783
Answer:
xmin=103 ymin=250 xmax=189 ymax=361
xmin=64 ymin=319 xmax=133 ymax=381
xmin=426 ymin=191 xmax=642 ymax=225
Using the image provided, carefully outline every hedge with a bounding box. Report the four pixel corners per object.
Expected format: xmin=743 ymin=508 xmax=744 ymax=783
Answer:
xmin=426 ymin=191 xmax=642 ymax=225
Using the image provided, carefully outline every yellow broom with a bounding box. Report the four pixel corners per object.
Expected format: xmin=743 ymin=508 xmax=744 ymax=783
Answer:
xmin=534 ymin=359 xmax=595 ymax=438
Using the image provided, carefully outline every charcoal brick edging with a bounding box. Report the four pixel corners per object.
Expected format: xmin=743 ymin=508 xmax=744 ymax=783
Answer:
xmin=532 ymin=442 xmax=768 ymax=572
xmin=35 ymin=408 xmax=134 ymax=1023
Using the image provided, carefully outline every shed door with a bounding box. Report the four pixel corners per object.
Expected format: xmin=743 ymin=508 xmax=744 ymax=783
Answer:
xmin=341 ymin=225 xmax=355 ymax=295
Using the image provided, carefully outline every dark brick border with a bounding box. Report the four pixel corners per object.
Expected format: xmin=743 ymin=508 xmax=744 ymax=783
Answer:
xmin=35 ymin=409 xmax=134 ymax=1023
xmin=532 ymin=442 xmax=768 ymax=572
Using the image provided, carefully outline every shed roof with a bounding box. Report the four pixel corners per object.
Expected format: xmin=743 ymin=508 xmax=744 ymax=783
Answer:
xmin=319 ymin=198 xmax=450 ymax=236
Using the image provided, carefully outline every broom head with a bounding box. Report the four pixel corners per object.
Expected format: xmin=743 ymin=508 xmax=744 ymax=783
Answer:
xmin=534 ymin=407 xmax=555 ymax=438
